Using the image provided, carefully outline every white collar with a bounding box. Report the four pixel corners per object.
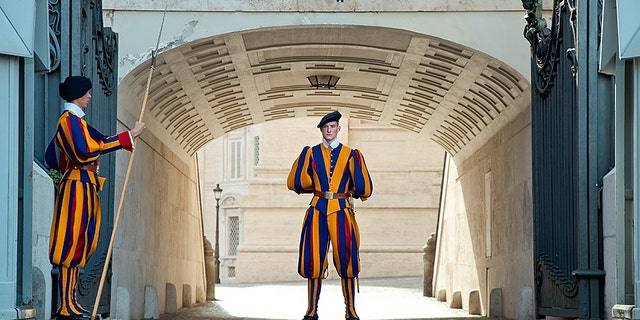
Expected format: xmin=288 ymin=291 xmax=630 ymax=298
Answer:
xmin=64 ymin=102 xmax=85 ymax=118
xmin=322 ymin=139 xmax=340 ymax=149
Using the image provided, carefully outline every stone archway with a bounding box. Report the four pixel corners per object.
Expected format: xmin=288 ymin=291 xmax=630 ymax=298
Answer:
xmin=118 ymin=24 xmax=530 ymax=163
xmin=111 ymin=24 xmax=532 ymax=318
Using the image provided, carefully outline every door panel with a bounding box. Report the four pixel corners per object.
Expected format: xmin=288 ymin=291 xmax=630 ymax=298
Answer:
xmin=524 ymin=0 xmax=611 ymax=318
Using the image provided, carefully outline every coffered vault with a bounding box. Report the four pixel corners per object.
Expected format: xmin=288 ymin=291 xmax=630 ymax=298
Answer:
xmin=118 ymin=25 xmax=530 ymax=160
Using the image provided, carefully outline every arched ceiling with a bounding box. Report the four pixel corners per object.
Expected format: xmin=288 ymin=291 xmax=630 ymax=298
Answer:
xmin=119 ymin=25 xmax=530 ymax=161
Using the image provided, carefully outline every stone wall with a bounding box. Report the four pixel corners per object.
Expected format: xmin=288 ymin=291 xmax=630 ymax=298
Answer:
xmin=31 ymin=164 xmax=55 ymax=320
xmin=102 ymin=0 xmax=542 ymax=12
xmin=433 ymin=107 xmax=533 ymax=318
xmin=103 ymin=4 xmax=533 ymax=84
xmin=110 ymin=115 xmax=206 ymax=319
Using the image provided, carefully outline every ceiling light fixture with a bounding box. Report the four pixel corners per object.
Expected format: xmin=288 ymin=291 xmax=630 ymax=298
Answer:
xmin=307 ymin=75 xmax=340 ymax=89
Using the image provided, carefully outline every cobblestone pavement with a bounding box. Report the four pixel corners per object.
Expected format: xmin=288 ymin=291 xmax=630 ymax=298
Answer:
xmin=159 ymin=277 xmax=484 ymax=320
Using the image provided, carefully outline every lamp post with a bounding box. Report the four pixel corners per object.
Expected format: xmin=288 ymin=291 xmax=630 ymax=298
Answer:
xmin=213 ymin=183 xmax=223 ymax=284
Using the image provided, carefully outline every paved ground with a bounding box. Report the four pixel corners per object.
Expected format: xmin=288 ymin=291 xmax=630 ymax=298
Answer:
xmin=159 ymin=276 xmax=484 ymax=320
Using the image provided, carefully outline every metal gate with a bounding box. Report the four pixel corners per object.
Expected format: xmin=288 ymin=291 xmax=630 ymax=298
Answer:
xmin=523 ymin=0 xmax=613 ymax=318
xmin=31 ymin=0 xmax=119 ymax=316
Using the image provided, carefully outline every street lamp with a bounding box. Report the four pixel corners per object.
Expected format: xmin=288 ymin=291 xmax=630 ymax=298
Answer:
xmin=213 ymin=183 xmax=223 ymax=284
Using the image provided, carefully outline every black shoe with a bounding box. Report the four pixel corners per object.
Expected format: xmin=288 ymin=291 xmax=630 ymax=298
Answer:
xmin=302 ymin=316 xmax=316 ymax=320
xmin=346 ymin=317 xmax=360 ymax=320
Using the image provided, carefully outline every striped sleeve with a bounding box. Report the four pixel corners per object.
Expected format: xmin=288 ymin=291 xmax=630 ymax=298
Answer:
xmin=287 ymin=146 xmax=314 ymax=193
xmin=349 ymin=148 xmax=373 ymax=201
xmin=56 ymin=111 xmax=133 ymax=165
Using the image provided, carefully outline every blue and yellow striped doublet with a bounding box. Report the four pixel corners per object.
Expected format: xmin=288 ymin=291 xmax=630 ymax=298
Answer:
xmin=47 ymin=110 xmax=132 ymax=268
xmin=287 ymin=143 xmax=373 ymax=279
xmin=45 ymin=110 xmax=133 ymax=316
xmin=288 ymin=143 xmax=373 ymax=319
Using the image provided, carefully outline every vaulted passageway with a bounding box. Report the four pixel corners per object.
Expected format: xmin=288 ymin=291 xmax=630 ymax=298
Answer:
xmin=110 ymin=24 xmax=532 ymax=319
xmin=118 ymin=25 xmax=530 ymax=163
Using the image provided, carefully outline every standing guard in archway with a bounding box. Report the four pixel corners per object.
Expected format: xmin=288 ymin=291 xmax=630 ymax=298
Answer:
xmin=45 ymin=76 xmax=146 ymax=320
xmin=287 ymin=110 xmax=374 ymax=320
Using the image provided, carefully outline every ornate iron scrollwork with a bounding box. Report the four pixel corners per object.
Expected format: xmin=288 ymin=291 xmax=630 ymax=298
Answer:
xmin=536 ymin=252 xmax=578 ymax=297
xmin=79 ymin=0 xmax=90 ymax=76
xmin=522 ymin=0 xmax=578 ymax=96
xmin=48 ymin=0 xmax=61 ymax=71
xmin=92 ymin=0 xmax=116 ymax=95
xmin=78 ymin=248 xmax=110 ymax=295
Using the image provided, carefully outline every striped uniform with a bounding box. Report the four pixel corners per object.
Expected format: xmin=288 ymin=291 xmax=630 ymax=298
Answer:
xmin=287 ymin=143 xmax=373 ymax=319
xmin=45 ymin=110 xmax=133 ymax=317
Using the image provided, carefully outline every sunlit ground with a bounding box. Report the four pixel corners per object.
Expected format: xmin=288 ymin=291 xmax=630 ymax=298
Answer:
xmin=209 ymin=276 xmax=478 ymax=320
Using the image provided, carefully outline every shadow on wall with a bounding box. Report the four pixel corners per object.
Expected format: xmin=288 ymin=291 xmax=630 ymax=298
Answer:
xmin=432 ymin=109 xmax=534 ymax=319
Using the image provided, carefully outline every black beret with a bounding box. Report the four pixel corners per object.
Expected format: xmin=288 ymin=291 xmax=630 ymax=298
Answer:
xmin=59 ymin=76 xmax=92 ymax=102
xmin=317 ymin=111 xmax=342 ymax=128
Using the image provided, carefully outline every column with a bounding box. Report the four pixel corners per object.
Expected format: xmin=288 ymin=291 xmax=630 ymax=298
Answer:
xmin=0 ymin=55 xmax=20 ymax=319
xmin=633 ymin=58 xmax=640 ymax=320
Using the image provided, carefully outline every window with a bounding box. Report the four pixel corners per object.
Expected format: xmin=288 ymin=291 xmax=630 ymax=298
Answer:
xmin=228 ymin=216 xmax=240 ymax=256
xmin=254 ymin=136 xmax=260 ymax=166
xmin=229 ymin=139 xmax=243 ymax=180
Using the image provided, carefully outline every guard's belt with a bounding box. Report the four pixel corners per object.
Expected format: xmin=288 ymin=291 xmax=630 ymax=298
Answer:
xmin=313 ymin=190 xmax=349 ymax=200
xmin=70 ymin=163 xmax=99 ymax=173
